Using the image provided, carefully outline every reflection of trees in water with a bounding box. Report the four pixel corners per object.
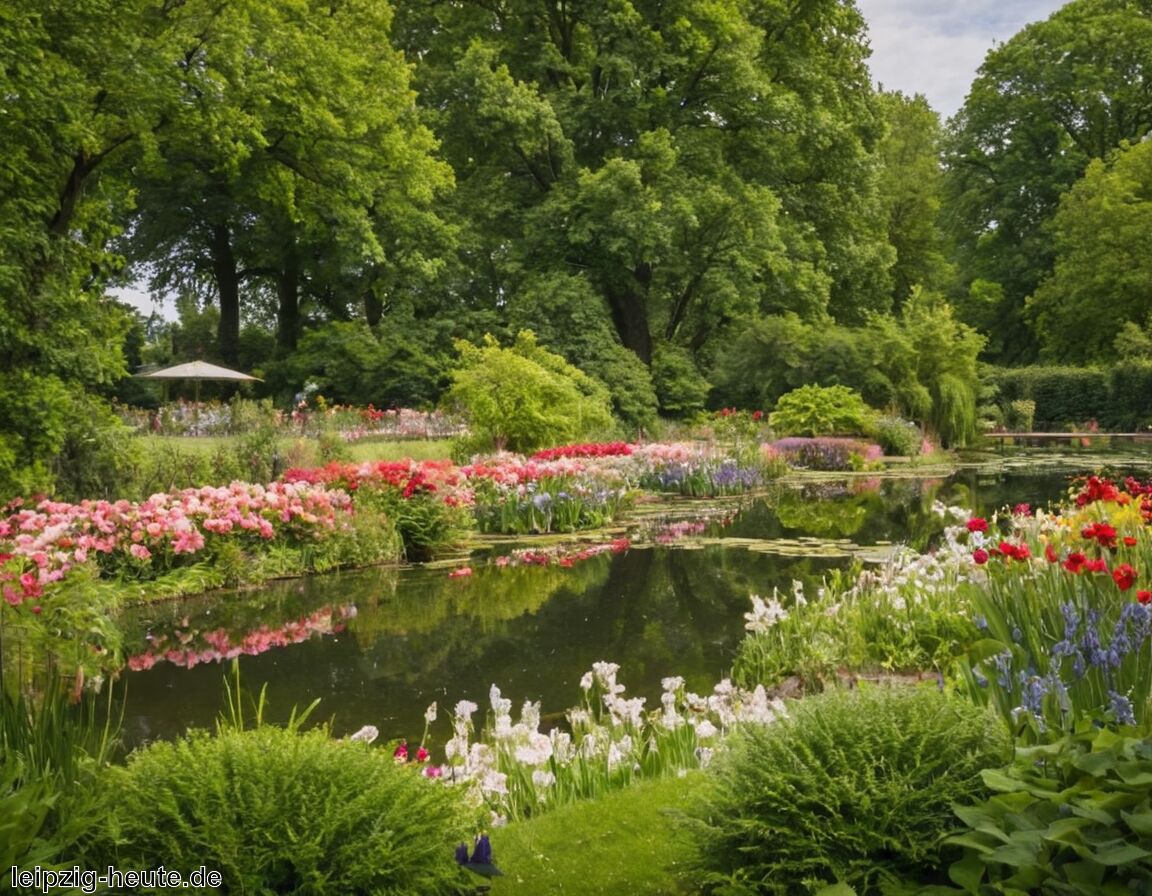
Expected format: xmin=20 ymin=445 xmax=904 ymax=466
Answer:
xmin=110 ymin=468 xmax=1095 ymax=747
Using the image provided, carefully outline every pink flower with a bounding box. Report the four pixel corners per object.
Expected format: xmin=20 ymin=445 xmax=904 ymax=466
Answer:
xmin=448 ymin=566 xmax=473 ymax=578
xmin=129 ymin=543 xmax=152 ymax=561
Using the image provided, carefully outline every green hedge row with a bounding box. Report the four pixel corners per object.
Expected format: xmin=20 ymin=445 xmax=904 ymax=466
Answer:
xmin=985 ymin=362 xmax=1152 ymax=431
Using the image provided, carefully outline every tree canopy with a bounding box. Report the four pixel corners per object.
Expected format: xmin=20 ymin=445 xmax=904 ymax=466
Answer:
xmin=1029 ymin=138 xmax=1152 ymax=363
xmin=942 ymin=0 xmax=1152 ymax=362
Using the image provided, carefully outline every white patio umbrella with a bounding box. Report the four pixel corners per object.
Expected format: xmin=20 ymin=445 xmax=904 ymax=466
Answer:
xmin=137 ymin=361 xmax=262 ymax=432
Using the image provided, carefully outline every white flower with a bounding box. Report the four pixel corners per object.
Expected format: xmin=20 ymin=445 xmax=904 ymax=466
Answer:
xmin=744 ymin=593 xmax=789 ymax=632
xmin=348 ymin=725 xmax=378 ymax=744
xmin=694 ymin=719 xmax=718 ymax=739
xmin=532 ymin=770 xmax=556 ymax=788
xmin=424 ymin=702 xmax=438 ymax=724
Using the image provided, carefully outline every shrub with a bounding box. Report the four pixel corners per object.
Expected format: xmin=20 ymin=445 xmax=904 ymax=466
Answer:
xmin=871 ymin=415 xmax=923 ymax=457
xmin=651 ymin=343 xmax=711 ymax=418
xmin=769 ymin=384 xmax=874 ymax=437
xmin=985 ymin=366 xmax=1109 ymax=431
xmin=770 ymin=436 xmax=882 ymax=471
xmin=445 ymin=331 xmax=615 ymax=455
xmin=690 ymin=686 xmax=1011 ymax=896
xmin=83 ymin=724 xmax=472 ymax=896
xmin=940 ymin=724 xmax=1152 ymax=895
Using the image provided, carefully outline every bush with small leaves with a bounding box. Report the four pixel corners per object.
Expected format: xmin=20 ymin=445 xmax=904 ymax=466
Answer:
xmin=689 ymin=686 xmax=1011 ymax=896
xmin=82 ymin=725 xmax=472 ymax=896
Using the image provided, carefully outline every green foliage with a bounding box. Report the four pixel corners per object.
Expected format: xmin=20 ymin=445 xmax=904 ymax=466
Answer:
xmin=446 ymin=331 xmax=615 ymax=455
xmin=690 ymin=687 xmax=1011 ymax=896
xmin=769 ymin=385 xmax=874 ymax=437
xmin=652 ymin=344 xmax=711 ymax=418
xmin=733 ymin=554 xmax=978 ymax=693
xmin=943 ymin=0 xmax=1152 ymax=363
xmin=872 ymin=415 xmax=924 ymax=457
xmin=83 ymin=724 xmax=471 ymax=896
xmin=1029 ymin=138 xmax=1152 ymax=363
xmin=490 ymin=772 xmax=707 ymax=896
xmin=940 ymin=725 xmax=1152 ymax=895
xmin=275 ymin=321 xmax=447 ymax=409
xmin=985 ymin=366 xmax=1111 ymax=430
xmin=0 ymin=681 xmax=119 ymax=872
xmin=396 ymin=0 xmax=891 ymax=368
xmin=874 ymin=91 xmax=953 ymax=303
xmin=1006 ymin=399 xmax=1036 ymax=432
xmin=508 ymin=274 xmax=659 ymax=433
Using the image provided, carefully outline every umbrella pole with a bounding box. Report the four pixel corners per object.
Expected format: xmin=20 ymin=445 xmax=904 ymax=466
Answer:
xmin=194 ymin=380 xmax=201 ymax=436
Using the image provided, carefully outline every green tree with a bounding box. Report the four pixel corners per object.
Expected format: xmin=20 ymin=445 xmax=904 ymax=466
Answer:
xmin=0 ymin=0 xmax=188 ymax=496
xmin=942 ymin=0 xmax=1152 ymax=362
xmin=395 ymin=0 xmax=893 ymax=377
xmin=122 ymin=0 xmax=452 ymax=361
xmin=1029 ymin=139 xmax=1152 ymax=363
xmin=445 ymin=331 xmax=615 ymax=455
xmin=874 ymin=91 xmax=953 ymax=304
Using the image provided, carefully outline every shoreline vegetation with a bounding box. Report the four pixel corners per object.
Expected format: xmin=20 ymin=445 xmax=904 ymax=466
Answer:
xmin=8 ymin=432 xmax=1152 ymax=892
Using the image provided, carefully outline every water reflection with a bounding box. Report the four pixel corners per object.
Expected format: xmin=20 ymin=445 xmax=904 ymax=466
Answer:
xmin=111 ymin=466 xmax=1133 ymax=749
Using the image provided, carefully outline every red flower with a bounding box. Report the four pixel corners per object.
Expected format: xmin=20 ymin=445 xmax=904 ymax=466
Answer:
xmin=972 ymin=548 xmax=989 ymax=565
xmin=966 ymin=517 xmax=989 ymax=533
xmin=1085 ymin=558 xmax=1109 ymax=574
xmin=1081 ymin=522 xmax=1118 ymax=549
xmin=998 ymin=541 xmax=1030 ymax=561
xmin=752 ymin=410 xmax=764 ymax=421
xmin=1064 ymin=552 xmax=1087 ymax=574
xmin=1125 ymin=536 xmax=1138 ymax=547
xmin=1139 ymin=591 xmax=1152 ymax=605
xmin=416 ymin=745 xmax=430 ymax=763
xmin=1013 ymin=503 xmax=1031 ymax=516
xmin=1044 ymin=543 xmax=1059 ymax=563
xmin=1113 ymin=563 xmax=1138 ymax=591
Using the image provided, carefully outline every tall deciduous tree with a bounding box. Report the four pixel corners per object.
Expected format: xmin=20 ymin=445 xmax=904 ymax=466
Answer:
xmin=0 ymin=0 xmax=188 ymax=494
xmin=942 ymin=0 xmax=1152 ymax=362
xmin=874 ymin=91 xmax=952 ymax=304
xmin=1029 ymin=138 xmax=1152 ymax=362
xmin=394 ymin=0 xmax=892 ymax=381
xmin=124 ymin=0 xmax=452 ymax=360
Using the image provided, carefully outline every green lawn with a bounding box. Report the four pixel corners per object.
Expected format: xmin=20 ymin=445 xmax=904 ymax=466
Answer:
xmin=484 ymin=773 xmax=707 ymax=895
xmin=135 ymin=435 xmax=455 ymax=463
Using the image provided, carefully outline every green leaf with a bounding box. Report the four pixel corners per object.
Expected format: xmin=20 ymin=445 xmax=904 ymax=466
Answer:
xmin=948 ymin=852 xmax=986 ymax=890
xmin=1121 ymin=808 xmax=1152 ymax=837
xmin=1089 ymin=840 xmax=1152 ymax=866
xmin=815 ymin=884 xmax=857 ymax=896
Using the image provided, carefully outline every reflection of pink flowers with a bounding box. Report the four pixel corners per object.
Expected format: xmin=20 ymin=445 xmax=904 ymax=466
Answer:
xmin=125 ymin=606 xmax=354 ymax=671
xmin=491 ymin=538 xmax=630 ymax=571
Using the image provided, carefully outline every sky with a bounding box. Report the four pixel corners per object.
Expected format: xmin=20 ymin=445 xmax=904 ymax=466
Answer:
xmin=855 ymin=0 xmax=1068 ymax=120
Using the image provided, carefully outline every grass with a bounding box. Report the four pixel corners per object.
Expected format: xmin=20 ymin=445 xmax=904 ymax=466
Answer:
xmin=134 ymin=435 xmax=455 ymax=463
xmin=484 ymin=773 xmax=707 ymax=895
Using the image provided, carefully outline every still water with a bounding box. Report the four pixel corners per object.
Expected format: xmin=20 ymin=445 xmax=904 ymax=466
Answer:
xmin=111 ymin=463 xmax=1142 ymax=749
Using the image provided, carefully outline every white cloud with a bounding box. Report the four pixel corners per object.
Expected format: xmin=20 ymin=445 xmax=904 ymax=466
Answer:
xmin=855 ymin=0 xmax=1068 ymax=119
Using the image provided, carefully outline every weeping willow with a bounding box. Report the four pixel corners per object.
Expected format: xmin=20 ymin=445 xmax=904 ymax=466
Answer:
xmin=932 ymin=373 xmax=977 ymax=448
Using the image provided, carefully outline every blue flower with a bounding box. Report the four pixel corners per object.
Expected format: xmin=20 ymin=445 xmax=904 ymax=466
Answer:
xmin=1109 ymin=691 xmax=1137 ymax=727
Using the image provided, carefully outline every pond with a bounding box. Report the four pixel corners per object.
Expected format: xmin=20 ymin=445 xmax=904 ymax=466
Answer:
xmin=110 ymin=460 xmax=1148 ymax=750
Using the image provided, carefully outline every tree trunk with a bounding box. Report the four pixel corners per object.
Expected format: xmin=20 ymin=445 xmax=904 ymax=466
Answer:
xmin=276 ymin=233 xmax=300 ymax=353
xmin=209 ymin=224 xmax=241 ymax=364
xmin=604 ymin=263 xmax=653 ymax=365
